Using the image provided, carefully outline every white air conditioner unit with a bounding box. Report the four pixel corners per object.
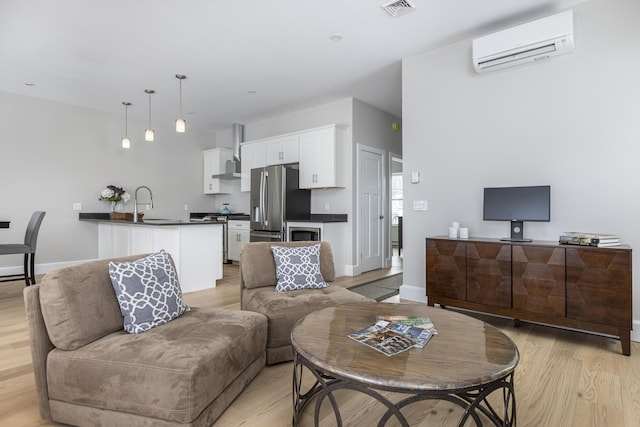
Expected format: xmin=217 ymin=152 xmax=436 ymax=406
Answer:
xmin=472 ymin=10 xmax=574 ymax=73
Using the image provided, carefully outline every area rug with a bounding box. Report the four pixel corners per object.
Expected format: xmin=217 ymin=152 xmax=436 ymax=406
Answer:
xmin=349 ymin=273 xmax=402 ymax=301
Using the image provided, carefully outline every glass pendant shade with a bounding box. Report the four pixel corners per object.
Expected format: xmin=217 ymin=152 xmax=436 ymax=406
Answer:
xmin=144 ymin=89 xmax=155 ymax=142
xmin=121 ymin=101 xmax=132 ymax=149
xmin=175 ymin=118 xmax=186 ymax=133
xmin=175 ymin=74 xmax=186 ymax=133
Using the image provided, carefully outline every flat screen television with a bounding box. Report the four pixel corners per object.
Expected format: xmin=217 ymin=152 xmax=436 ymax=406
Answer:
xmin=483 ymin=185 xmax=550 ymax=242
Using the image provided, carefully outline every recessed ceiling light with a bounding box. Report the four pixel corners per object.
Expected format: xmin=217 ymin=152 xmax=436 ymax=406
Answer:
xmin=329 ymin=33 xmax=343 ymax=42
xmin=24 ymin=82 xmax=35 ymax=86
xmin=247 ymin=90 xmax=257 ymax=95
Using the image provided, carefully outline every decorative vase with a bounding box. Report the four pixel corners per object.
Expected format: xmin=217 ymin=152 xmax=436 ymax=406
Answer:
xmin=110 ymin=201 xmax=117 ymax=212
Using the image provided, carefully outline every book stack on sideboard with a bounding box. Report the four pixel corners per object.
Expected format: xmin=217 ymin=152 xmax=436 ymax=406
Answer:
xmin=559 ymin=232 xmax=620 ymax=247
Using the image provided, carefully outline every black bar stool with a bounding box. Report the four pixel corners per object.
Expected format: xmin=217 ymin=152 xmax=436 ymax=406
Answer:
xmin=0 ymin=211 xmax=46 ymax=286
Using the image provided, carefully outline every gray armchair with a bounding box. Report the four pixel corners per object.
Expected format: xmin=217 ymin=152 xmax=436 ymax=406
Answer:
xmin=239 ymin=241 xmax=370 ymax=365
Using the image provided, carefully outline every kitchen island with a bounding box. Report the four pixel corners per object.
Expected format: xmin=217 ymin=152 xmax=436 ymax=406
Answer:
xmin=79 ymin=213 xmax=223 ymax=293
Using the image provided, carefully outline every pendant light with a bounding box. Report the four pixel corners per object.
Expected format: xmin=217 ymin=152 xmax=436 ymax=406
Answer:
xmin=144 ymin=89 xmax=155 ymax=141
xmin=175 ymin=74 xmax=186 ymax=133
xmin=121 ymin=101 xmax=132 ymax=149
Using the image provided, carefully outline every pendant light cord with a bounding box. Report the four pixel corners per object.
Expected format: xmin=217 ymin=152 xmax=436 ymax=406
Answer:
xmin=123 ymin=102 xmax=129 ymax=136
xmin=179 ymin=78 xmax=183 ymax=118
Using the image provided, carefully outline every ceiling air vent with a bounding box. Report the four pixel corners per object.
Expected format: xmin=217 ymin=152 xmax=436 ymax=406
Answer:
xmin=381 ymin=0 xmax=416 ymax=17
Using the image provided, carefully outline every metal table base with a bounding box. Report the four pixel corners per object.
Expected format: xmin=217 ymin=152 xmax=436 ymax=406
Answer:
xmin=293 ymin=351 xmax=516 ymax=427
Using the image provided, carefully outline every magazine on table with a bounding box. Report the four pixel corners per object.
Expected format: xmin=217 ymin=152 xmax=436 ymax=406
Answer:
xmin=375 ymin=315 xmax=439 ymax=335
xmin=348 ymin=320 xmax=417 ymax=356
xmin=384 ymin=321 xmax=435 ymax=349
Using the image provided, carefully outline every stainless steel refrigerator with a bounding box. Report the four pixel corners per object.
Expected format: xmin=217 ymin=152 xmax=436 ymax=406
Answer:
xmin=250 ymin=165 xmax=311 ymax=242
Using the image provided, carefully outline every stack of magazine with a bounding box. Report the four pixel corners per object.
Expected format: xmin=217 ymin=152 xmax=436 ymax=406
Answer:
xmin=559 ymin=232 xmax=620 ymax=247
xmin=347 ymin=315 xmax=438 ymax=356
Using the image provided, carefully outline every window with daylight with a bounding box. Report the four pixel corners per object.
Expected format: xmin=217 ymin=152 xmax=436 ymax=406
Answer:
xmin=391 ymin=173 xmax=403 ymax=225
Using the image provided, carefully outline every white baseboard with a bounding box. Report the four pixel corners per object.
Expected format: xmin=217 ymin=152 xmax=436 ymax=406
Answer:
xmin=0 ymin=259 xmax=97 ymax=278
xmin=632 ymin=320 xmax=640 ymax=343
xmin=344 ymin=264 xmax=358 ymax=277
xmin=398 ymin=284 xmax=427 ymax=303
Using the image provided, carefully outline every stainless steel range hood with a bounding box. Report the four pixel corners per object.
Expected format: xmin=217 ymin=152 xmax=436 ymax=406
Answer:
xmin=213 ymin=123 xmax=243 ymax=178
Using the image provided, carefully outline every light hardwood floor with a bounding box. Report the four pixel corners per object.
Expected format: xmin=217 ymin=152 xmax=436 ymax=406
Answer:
xmin=1 ymin=256 xmax=639 ymax=426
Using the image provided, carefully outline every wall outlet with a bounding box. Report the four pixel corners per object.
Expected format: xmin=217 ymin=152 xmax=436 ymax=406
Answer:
xmin=72 ymin=202 xmax=83 ymax=211
xmin=324 ymin=203 xmax=330 ymax=211
xmin=413 ymin=200 xmax=428 ymax=211
xmin=184 ymin=204 xmax=189 ymax=211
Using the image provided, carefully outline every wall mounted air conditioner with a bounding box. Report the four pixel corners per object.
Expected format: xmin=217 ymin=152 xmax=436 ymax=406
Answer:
xmin=472 ymin=10 xmax=574 ymax=73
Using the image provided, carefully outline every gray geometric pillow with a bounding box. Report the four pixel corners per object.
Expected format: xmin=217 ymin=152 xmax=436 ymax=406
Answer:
xmin=271 ymin=244 xmax=327 ymax=292
xmin=108 ymin=250 xmax=189 ymax=334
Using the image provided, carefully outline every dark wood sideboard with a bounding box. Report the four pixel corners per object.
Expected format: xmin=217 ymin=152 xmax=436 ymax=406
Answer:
xmin=426 ymin=236 xmax=633 ymax=355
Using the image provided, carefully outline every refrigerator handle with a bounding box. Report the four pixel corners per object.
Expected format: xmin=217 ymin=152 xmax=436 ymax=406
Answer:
xmin=262 ymin=171 xmax=269 ymax=226
xmin=258 ymin=170 xmax=265 ymax=225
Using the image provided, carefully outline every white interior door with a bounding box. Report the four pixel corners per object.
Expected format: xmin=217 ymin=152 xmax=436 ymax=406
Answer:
xmin=359 ymin=146 xmax=384 ymax=273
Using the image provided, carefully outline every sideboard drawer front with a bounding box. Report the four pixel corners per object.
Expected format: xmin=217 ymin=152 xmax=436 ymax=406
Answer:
xmin=566 ymin=248 xmax=631 ymax=328
xmin=467 ymin=242 xmax=511 ymax=308
xmin=426 ymin=239 xmax=467 ymax=301
xmin=512 ymin=245 xmax=566 ymax=317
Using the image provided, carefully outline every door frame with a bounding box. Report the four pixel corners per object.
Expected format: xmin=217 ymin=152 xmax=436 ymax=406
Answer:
xmin=356 ymin=143 xmax=387 ymax=274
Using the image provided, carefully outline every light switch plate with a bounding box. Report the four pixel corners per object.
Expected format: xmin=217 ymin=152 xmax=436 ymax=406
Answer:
xmin=411 ymin=172 xmax=420 ymax=184
xmin=413 ymin=200 xmax=428 ymax=211
xmin=72 ymin=202 xmax=83 ymax=211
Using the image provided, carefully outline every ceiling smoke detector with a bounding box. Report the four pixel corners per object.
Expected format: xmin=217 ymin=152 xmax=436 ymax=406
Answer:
xmin=381 ymin=0 xmax=416 ymax=17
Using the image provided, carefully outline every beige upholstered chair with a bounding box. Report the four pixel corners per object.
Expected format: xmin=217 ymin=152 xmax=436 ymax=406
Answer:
xmin=24 ymin=255 xmax=268 ymax=426
xmin=239 ymin=241 xmax=370 ymax=365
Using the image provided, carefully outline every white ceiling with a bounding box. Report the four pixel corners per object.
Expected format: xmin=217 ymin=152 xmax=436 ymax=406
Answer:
xmin=0 ymin=0 xmax=589 ymax=130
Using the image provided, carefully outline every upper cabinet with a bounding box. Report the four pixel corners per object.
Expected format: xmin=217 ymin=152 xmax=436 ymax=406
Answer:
xmin=299 ymin=125 xmax=344 ymax=189
xmin=266 ymin=135 xmax=299 ymax=165
xmin=239 ymin=124 xmax=345 ymax=192
xmin=203 ymin=148 xmax=234 ymax=194
xmin=240 ymin=141 xmax=267 ymax=192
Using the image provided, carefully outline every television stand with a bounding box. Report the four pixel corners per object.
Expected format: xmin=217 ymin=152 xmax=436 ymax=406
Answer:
xmin=426 ymin=236 xmax=633 ymax=356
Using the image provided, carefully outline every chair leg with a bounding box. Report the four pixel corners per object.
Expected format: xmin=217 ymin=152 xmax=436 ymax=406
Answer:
xmin=24 ymin=254 xmax=30 ymax=286
xmin=29 ymin=253 xmax=36 ymax=285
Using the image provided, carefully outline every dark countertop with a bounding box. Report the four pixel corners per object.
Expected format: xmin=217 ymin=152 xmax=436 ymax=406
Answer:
xmin=190 ymin=212 xmax=250 ymax=221
xmin=79 ymin=213 xmax=224 ymax=226
xmin=288 ymin=214 xmax=348 ymax=223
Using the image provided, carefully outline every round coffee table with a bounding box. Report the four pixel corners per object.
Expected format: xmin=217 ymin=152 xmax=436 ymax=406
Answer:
xmin=291 ymin=302 xmax=519 ymax=426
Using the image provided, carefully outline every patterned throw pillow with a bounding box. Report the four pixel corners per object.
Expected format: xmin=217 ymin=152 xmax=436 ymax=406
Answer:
xmin=271 ymin=244 xmax=327 ymax=292
xmin=108 ymin=250 xmax=189 ymax=334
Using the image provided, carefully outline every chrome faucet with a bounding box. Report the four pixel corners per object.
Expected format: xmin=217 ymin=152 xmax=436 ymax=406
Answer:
xmin=133 ymin=186 xmax=154 ymax=222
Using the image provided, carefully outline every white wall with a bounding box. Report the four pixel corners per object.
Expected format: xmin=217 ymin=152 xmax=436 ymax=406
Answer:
xmin=401 ymin=0 xmax=640 ymax=337
xmin=0 ymin=92 xmax=215 ymax=272
xmin=352 ymin=99 xmax=403 ymax=266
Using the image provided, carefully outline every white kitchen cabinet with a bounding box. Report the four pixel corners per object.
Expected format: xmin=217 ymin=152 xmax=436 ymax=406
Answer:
xmin=240 ymin=141 xmax=267 ymax=192
xmin=98 ymin=222 xmax=223 ymax=293
xmin=203 ymin=148 xmax=234 ymax=194
xmin=227 ymin=220 xmax=250 ymax=262
xmin=266 ymin=135 xmax=299 ymax=165
xmin=298 ymin=125 xmax=343 ymax=189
